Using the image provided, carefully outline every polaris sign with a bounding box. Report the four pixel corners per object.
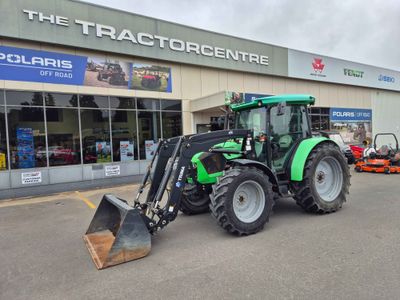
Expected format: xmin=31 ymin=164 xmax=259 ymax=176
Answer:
xmin=330 ymin=108 xmax=372 ymax=122
xmin=0 ymin=46 xmax=87 ymax=85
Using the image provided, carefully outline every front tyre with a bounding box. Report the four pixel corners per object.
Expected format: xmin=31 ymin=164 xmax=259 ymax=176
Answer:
xmin=210 ymin=166 xmax=274 ymax=236
xmin=291 ymin=143 xmax=350 ymax=213
xmin=179 ymin=184 xmax=210 ymax=215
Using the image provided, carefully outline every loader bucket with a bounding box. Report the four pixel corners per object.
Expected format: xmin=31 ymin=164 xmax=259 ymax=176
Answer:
xmin=83 ymin=194 xmax=151 ymax=269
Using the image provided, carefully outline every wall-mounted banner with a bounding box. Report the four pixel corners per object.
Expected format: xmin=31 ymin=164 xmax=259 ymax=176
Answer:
xmin=84 ymin=56 xmax=129 ymax=89
xmin=225 ymin=92 xmax=273 ymax=104
xmin=131 ymin=64 xmax=172 ymax=92
xmin=0 ymin=46 xmax=173 ymax=92
xmin=288 ymin=49 xmax=400 ymax=92
xmin=330 ymin=108 xmax=372 ymax=144
xmin=224 ymin=91 xmax=244 ymax=105
xmin=0 ymin=45 xmax=87 ymax=85
xmin=244 ymin=93 xmax=272 ymax=103
xmin=330 ymin=108 xmax=372 ymax=122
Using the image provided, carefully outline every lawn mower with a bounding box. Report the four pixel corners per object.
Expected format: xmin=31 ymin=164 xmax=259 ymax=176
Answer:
xmin=354 ymin=133 xmax=400 ymax=174
xmin=83 ymin=94 xmax=350 ymax=269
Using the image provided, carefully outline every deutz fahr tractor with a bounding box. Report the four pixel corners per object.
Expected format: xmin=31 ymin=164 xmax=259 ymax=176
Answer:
xmin=83 ymin=94 xmax=350 ymax=269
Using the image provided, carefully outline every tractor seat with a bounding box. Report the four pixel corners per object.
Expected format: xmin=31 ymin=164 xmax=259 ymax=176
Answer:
xmin=377 ymin=145 xmax=391 ymax=159
xmin=278 ymin=135 xmax=293 ymax=149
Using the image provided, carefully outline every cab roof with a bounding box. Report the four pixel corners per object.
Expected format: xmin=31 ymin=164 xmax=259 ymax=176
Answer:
xmin=230 ymin=94 xmax=315 ymax=112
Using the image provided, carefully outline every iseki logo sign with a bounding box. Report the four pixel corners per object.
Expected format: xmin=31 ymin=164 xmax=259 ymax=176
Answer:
xmin=310 ymin=58 xmax=326 ymax=77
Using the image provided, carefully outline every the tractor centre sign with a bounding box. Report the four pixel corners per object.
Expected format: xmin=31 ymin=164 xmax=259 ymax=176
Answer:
xmin=0 ymin=0 xmax=289 ymax=77
xmin=23 ymin=10 xmax=268 ymax=67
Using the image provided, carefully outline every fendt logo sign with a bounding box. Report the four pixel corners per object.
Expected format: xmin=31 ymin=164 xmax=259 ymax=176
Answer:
xmin=22 ymin=9 xmax=269 ymax=67
xmin=310 ymin=58 xmax=326 ymax=77
xmin=344 ymin=68 xmax=364 ymax=78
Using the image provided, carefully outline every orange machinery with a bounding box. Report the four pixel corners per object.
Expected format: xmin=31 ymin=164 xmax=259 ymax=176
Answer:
xmin=354 ymin=133 xmax=400 ymax=174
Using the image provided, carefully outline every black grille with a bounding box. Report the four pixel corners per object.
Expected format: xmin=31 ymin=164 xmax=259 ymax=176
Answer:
xmin=199 ymin=153 xmax=227 ymax=174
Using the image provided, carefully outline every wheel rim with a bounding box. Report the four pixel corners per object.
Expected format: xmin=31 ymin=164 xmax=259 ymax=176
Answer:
xmin=314 ymin=156 xmax=343 ymax=202
xmin=233 ymin=180 xmax=265 ymax=223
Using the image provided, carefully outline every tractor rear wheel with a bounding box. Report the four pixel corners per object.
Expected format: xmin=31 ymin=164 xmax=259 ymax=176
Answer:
xmin=210 ymin=166 xmax=274 ymax=236
xmin=179 ymin=184 xmax=210 ymax=215
xmin=291 ymin=143 xmax=350 ymax=213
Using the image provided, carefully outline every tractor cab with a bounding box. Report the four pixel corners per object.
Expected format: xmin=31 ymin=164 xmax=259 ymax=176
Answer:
xmin=231 ymin=95 xmax=313 ymax=171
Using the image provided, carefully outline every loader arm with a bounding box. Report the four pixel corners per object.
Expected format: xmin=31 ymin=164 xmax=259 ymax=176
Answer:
xmin=139 ymin=129 xmax=253 ymax=232
xmin=83 ymin=129 xmax=253 ymax=269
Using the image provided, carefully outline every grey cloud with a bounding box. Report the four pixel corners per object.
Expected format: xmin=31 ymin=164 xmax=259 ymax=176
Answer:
xmin=81 ymin=0 xmax=400 ymax=70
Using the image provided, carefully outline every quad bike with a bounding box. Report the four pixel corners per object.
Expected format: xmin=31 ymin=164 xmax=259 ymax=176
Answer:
xmin=97 ymin=63 xmax=126 ymax=85
xmin=83 ymin=94 xmax=351 ymax=269
xmin=354 ymin=133 xmax=400 ymax=174
xmin=141 ymin=74 xmax=161 ymax=89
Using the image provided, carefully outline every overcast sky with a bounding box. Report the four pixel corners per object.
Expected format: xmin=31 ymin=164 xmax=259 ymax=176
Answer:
xmin=82 ymin=0 xmax=400 ymax=71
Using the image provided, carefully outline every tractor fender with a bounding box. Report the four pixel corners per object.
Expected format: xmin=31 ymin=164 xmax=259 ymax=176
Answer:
xmin=290 ymin=137 xmax=339 ymax=181
xmin=231 ymin=159 xmax=279 ymax=188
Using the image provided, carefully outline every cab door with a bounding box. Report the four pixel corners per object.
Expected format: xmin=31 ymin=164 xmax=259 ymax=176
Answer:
xmin=268 ymin=104 xmax=309 ymax=171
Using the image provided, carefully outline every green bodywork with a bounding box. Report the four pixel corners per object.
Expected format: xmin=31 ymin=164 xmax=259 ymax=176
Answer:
xmin=231 ymin=94 xmax=315 ymax=112
xmin=191 ymin=141 xmax=242 ymax=184
xmin=190 ymin=94 xmax=326 ymax=186
xmin=290 ymin=137 xmax=329 ymax=181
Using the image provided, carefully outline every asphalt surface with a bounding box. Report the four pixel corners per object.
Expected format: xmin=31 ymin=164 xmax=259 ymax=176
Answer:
xmin=1 ymin=170 xmax=400 ymax=299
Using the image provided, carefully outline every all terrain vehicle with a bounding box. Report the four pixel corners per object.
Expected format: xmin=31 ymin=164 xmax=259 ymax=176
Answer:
xmin=83 ymin=94 xmax=350 ymax=269
xmin=141 ymin=74 xmax=161 ymax=89
xmin=97 ymin=63 xmax=126 ymax=85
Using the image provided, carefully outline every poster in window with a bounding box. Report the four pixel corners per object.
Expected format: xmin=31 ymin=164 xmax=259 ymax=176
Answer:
xmin=16 ymin=127 xmax=35 ymax=169
xmin=120 ymin=141 xmax=134 ymax=162
xmin=95 ymin=141 xmax=111 ymax=163
xmin=0 ymin=153 xmax=6 ymax=170
xmin=130 ymin=63 xmax=172 ymax=92
xmin=145 ymin=140 xmax=157 ymax=160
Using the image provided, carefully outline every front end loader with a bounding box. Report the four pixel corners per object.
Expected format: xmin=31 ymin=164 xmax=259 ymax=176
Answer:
xmin=84 ymin=94 xmax=351 ymax=269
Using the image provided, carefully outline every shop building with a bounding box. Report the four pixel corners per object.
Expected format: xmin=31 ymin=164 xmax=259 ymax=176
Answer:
xmin=0 ymin=0 xmax=399 ymax=198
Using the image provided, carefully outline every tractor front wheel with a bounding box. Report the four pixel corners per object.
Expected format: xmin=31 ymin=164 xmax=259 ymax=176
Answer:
xmin=210 ymin=166 xmax=274 ymax=236
xmin=291 ymin=143 xmax=350 ymax=213
xmin=180 ymin=184 xmax=210 ymax=215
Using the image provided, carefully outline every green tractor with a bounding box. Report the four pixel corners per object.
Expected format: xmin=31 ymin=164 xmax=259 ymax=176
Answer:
xmin=84 ymin=94 xmax=350 ymax=269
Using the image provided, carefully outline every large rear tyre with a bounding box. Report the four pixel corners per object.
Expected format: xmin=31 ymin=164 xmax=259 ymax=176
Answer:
xmin=210 ymin=166 xmax=274 ymax=236
xmin=291 ymin=143 xmax=350 ymax=213
xmin=179 ymin=184 xmax=210 ymax=215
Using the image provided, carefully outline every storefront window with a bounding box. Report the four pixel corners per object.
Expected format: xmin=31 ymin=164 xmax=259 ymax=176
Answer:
xmin=7 ymin=107 xmax=47 ymax=169
xmin=110 ymin=97 xmax=136 ymax=109
xmin=111 ymin=110 xmax=138 ymax=161
xmin=46 ymin=108 xmax=81 ymax=166
xmin=6 ymin=91 xmax=44 ymax=106
xmin=162 ymin=111 xmax=182 ymax=138
xmin=0 ymin=107 xmax=7 ymax=171
xmin=79 ymin=95 xmax=109 ymax=108
xmin=161 ymin=100 xmax=181 ymax=111
xmin=138 ymin=111 xmax=161 ymax=160
xmin=45 ymin=93 xmax=78 ymax=107
xmin=137 ymin=98 xmax=160 ymax=110
xmin=309 ymin=107 xmax=330 ymax=131
xmin=80 ymin=109 xmax=111 ymax=164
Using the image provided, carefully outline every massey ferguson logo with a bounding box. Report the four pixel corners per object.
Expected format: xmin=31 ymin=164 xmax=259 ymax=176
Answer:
xmin=310 ymin=58 xmax=326 ymax=78
xmin=312 ymin=58 xmax=325 ymax=73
